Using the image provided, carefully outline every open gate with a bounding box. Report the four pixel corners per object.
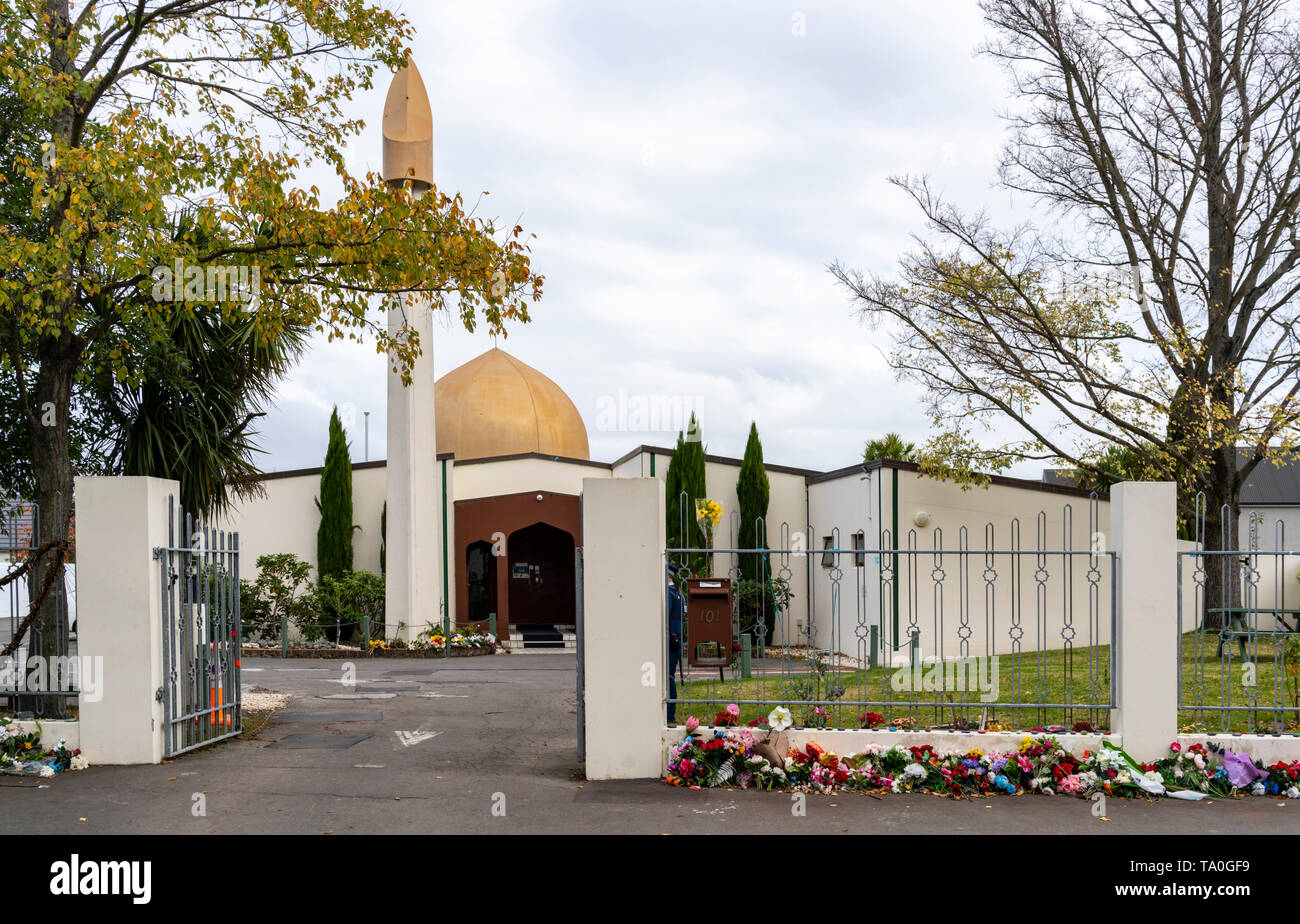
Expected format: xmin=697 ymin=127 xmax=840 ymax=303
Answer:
xmin=154 ymin=495 xmax=242 ymax=757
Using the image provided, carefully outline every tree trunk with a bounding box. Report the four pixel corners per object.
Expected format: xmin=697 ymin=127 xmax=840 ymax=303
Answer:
xmin=1199 ymin=446 xmax=1241 ymax=632
xmin=25 ymin=335 xmax=78 ymax=716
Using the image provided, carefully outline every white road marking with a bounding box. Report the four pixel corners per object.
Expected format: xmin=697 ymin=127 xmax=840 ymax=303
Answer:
xmin=394 ymin=729 xmax=440 ymax=748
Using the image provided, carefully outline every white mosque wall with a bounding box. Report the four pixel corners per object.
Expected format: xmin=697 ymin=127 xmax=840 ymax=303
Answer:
xmin=452 ymin=456 xmax=610 ymax=501
xmin=222 ymin=462 xmax=405 ymax=586
xmin=804 ymin=467 xmax=1114 ymax=665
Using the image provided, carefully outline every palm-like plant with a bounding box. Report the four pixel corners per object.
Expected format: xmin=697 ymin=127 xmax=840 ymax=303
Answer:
xmin=863 ymin=432 xmax=918 ymax=463
xmin=81 ymin=214 xmax=309 ymax=517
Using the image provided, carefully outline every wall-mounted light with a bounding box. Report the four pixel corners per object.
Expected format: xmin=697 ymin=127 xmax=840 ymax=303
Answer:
xmin=536 ymin=494 xmax=544 ymax=502
xmin=913 ymin=511 xmax=931 ymax=528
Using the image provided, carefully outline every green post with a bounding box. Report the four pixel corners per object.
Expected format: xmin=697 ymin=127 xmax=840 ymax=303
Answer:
xmin=489 ymin=612 xmax=497 ymax=639
xmin=869 ymin=625 xmax=878 ymax=669
xmin=280 ymin=612 xmax=288 ymax=659
xmin=740 ymin=633 xmax=752 ymax=679
xmin=362 ymin=611 xmax=370 ymax=651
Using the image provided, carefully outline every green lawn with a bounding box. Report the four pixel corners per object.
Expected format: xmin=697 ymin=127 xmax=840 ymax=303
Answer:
xmin=676 ymin=632 xmax=1300 ymax=735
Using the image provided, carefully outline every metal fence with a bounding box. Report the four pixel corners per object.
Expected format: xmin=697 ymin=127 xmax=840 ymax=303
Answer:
xmin=667 ymin=493 xmax=1115 ymax=733
xmin=155 ymin=495 xmax=242 ymax=757
xmin=1 ymin=493 xmax=77 ymax=719
xmin=1178 ymin=497 xmax=1300 ymax=735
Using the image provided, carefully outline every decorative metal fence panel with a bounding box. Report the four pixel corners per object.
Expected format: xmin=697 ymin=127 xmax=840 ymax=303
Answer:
xmin=667 ymin=494 xmax=1115 ymax=733
xmin=1 ymin=493 xmax=77 ymax=719
xmin=1178 ymin=498 xmax=1300 ymax=735
xmin=155 ymin=495 xmax=242 ymax=757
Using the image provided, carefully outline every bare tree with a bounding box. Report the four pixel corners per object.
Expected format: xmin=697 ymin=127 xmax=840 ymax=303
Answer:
xmin=833 ymin=0 xmax=1300 ymax=623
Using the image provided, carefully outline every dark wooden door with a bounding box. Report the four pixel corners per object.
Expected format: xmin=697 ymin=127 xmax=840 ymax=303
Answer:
xmin=507 ymin=522 xmax=576 ymax=626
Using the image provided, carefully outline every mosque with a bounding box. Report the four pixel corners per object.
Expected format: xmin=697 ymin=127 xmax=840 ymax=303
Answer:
xmin=219 ymin=58 xmax=1112 ymax=651
xmin=221 ymin=59 xmax=1273 ymax=653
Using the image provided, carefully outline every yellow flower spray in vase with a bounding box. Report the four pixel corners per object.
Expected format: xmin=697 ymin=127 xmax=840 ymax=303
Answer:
xmin=695 ymin=498 xmax=722 ymax=576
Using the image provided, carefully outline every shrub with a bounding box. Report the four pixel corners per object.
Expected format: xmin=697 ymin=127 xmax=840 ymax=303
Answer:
xmin=316 ymin=570 xmax=385 ymax=643
xmin=734 ymin=576 xmax=792 ymax=644
xmin=243 ymin=553 xmax=316 ymax=642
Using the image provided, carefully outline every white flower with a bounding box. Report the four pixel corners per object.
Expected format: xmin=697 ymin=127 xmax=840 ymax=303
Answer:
xmin=1287 ymin=787 xmax=1300 ymax=800
xmin=902 ymin=762 xmax=927 ymax=780
xmin=39 ymin=765 xmax=54 ymax=778
xmin=1252 ymin=782 xmax=1266 ymax=796
xmin=70 ymin=755 xmax=88 ymax=771
xmin=767 ymin=706 xmax=793 ymax=732
xmin=1144 ymin=770 xmax=1163 ymax=785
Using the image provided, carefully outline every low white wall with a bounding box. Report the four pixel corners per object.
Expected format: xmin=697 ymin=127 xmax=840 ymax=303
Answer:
xmin=1178 ymin=733 xmax=1300 ymax=764
xmin=660 ymin=727 xmax=1114 ymax=774
xmin=12 ymin=719 xmax=79 ymax=752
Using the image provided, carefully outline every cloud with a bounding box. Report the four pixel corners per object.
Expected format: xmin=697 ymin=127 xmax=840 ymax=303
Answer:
xmin=255 ymin=0 xmax=1031 ymax=477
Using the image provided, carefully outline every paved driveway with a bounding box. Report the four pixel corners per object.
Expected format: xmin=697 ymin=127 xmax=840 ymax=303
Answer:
xmin=2 ymin=653 xmax=1298 ymax=834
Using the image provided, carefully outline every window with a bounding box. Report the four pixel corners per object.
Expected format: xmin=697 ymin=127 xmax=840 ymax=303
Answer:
xmin=821 ymin=536 xmax=835 ymax=569
xmin=853 ymin=531 xmax=866 ymax=568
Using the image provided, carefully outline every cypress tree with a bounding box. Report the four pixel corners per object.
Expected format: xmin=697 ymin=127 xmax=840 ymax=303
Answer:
xmin=665 ymin=430 xmax=685 ymax=559
xmin=736 ymin=421 xmax=774 ymax=643
xmin=316 ymin=406 xmax=353 ymax=581
xmin=664 ymin=414 xmax=709 ymax=575
xmin=736 ymin=421 xmax=769 ymax=580
xmin=679 ymin=413 xmax=709 ymax=576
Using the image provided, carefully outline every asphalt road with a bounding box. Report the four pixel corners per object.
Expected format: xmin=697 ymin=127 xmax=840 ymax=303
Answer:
xmin=2 ymin=653 xmax=1298 ymax=835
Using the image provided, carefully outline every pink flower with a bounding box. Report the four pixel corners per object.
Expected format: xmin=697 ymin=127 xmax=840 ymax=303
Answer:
xmin=685 ymin=716 xmax=700 ymax=732
xmin=1059 ymin=774 xmax=1084 ymax=796
xmin=1169 ymin=742 xmax=1181 ymax=752
xmin=726 ymin=704 xmax=740 ymax=717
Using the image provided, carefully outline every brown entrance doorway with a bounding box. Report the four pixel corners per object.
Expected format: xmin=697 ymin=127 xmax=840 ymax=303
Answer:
xmin=507 ymin=522 xmax=576 ymax=626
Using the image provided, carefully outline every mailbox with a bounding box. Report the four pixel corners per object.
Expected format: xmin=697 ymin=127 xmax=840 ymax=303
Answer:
xmin=685 ymin=577 xmax=732 ymax=667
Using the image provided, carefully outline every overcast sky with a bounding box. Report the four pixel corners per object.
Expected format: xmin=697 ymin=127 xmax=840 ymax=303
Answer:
xmin=256 ymin=0 xmax=1022 ymax=474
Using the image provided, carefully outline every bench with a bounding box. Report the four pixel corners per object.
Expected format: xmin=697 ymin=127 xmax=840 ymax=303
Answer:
xmin=1206 ymin=607 xmax=1300 ymax=658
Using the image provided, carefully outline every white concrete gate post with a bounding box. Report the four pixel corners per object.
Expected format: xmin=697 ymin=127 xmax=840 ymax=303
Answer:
xmin=74 ymin=475 xmax=177 ymax=764
xmin=1110 ymin=481 xmax=1179 ymax=761
xmin=580 ymin=477 xmax=665 ymax=779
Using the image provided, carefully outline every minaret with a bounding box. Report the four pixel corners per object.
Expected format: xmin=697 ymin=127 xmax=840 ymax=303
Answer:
xmin=383 ymin=57 xmax=442 ymax=644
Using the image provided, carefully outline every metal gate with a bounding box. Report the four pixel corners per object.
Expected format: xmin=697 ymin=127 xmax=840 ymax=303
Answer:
xmin=154 ymin=495 xmax=242 ymax=757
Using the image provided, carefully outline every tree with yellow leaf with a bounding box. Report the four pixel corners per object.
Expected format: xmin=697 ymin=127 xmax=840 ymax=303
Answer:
xmin=1 ymin=0 xmax=542 ymax=700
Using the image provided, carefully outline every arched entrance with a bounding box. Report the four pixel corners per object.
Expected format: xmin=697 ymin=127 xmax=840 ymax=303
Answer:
xmin=465 ymin=539 xmax=497 ymax=623
xmin=507 ymin=522 xmax=576 ymax=626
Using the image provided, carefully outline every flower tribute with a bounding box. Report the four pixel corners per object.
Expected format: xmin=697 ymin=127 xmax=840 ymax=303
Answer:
xmin=0 ymin=718 xmax=87 ymax=777
xmin=665 ymin=711 xmax=1300 ymax=800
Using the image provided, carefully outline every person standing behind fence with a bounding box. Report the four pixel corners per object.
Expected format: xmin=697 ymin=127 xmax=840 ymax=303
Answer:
xmin=667 ymin=563 xmax=684 ymax=724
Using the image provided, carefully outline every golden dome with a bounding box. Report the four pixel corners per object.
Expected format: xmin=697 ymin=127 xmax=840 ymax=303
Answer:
xmin=435 ymin=348 xmax=590 ymax=461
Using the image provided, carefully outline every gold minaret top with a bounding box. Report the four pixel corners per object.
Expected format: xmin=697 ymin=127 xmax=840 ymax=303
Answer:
xmin=382 ymin=57 xmax=434 ymax=190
